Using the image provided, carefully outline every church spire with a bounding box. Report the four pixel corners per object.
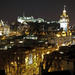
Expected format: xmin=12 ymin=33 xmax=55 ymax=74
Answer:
xmin=64 ymin=5 xmax=66 ymax=10
xmin=59 ymin=5 xmax=69 ymax=32
xmin=63 ymin=5 xmax=67 ymax=16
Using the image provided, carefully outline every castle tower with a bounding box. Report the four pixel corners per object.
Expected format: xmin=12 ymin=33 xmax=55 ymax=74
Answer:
xmin=59 ymin=5 xmax=69 ymax=32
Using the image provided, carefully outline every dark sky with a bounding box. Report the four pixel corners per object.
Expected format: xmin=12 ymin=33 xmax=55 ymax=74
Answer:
xmin=0 ymin=0 xmax=75 ymax=25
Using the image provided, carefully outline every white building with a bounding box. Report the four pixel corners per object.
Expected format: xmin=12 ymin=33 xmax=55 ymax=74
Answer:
xmin=59 ymin=6 xmax=69 ymax=32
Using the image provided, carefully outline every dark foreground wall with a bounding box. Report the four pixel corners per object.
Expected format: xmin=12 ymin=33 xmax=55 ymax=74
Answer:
xmin=0 ymin=70 xmax=6 ymax=75
xmin=43 ymin=70 xmax=72 ymax=75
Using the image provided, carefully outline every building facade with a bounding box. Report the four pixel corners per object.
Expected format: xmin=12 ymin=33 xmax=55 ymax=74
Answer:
xmin=0 ymin=20 xmax=10 ymax=36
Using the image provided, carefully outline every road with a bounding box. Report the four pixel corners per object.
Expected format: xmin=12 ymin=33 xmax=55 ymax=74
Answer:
xmin=4 ymin=46 xmax=57 ymax=75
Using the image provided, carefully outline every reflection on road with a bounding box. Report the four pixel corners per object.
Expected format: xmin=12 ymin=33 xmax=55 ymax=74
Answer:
xmin=5 ymin=47 xmax=56 ymax=75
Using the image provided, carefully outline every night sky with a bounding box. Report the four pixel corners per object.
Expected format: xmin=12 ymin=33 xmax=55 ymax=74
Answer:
xmin=0 ymin=0 xmax=75 ymax=25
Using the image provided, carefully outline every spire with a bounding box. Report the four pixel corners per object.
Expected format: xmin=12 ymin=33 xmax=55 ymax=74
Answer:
xmin=64 ymin=5 xmax=66 ymax=10
xmin=63 ymin=5 xmax=67 ymax=17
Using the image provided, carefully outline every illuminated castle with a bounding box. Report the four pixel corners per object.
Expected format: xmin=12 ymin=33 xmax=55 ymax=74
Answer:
xmin=17 ymin=16 xmax=44 ymax=24
xmin=59 ymin=5 xmax=69 ymax=32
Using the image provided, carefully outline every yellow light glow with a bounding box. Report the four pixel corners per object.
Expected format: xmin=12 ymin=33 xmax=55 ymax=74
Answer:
xmin=34 ymin=55 xmax=36 ymax=59
xmin=25 ymin=31 xmax=29 ymax=35
xmin=62 ymin=31 xmax=66 ymax=37
xmin=48 ymin=68 xmax=52 ymax=72
xmin=56 ymin=48 xmax=59 ymax=51
xmin=43 ymin=63 xmax=45 ymax=70
xmin=1 ymin=36 xmax=6 ymax=40
xmin=47 ymin=51 xmax=50 ymax=54
xmin=25 ymin=57 xmax=28 ymax=63
xmin=42 ymin=32 xmax=45 ymax=35
xmin=70 ymin=32 xmax=72 ymax=36
xmin=32 ymin=49 xmax=36 ymax=52
xmin=61 ymin=43 xmax=65 ymax=46
xmin=56 ymin=34 xmax=61 ymax=37
xmin=62 ymin=33 xmax=66 ymax=37
xmin=42 ymin=53 xmax=44 ymax=60
xmin=11 ymin=62 xmax=14 ymax=65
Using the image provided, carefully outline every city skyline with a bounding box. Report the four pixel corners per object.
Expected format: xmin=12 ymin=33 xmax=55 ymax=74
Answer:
xmin=0 ymin=0 xmax=74 ymax=25
xmin=0 ymin=0 xmax=75 ymax=75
